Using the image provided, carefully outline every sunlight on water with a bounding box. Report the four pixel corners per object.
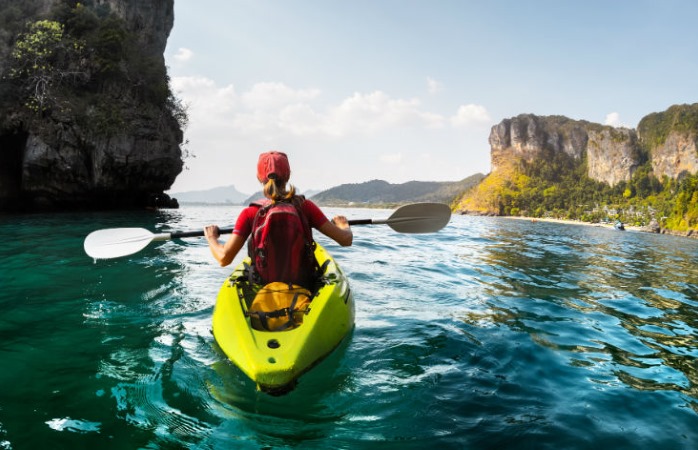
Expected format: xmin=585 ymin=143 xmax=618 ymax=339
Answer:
xmin=0 ymin=207 xmax=697 ymax=448
xmin=45 ymin=417 xmax=101 ymax=434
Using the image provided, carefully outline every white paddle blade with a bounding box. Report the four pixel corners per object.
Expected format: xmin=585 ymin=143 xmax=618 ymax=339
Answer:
xmin=385 ymin=202 xmax=452 ymax=233
xmin=84 ymin=228 xmax=158 ymax=259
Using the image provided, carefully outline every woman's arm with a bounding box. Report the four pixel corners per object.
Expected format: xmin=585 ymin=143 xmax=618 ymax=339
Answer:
xmin=317 ymin=215 xmax=353 ymax=247
xmin=204 ymin=225 xmax=246 ymax=266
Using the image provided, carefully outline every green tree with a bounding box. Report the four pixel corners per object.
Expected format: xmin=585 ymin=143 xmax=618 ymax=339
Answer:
xmin=7 ymin=19 xmax=86 ymax=112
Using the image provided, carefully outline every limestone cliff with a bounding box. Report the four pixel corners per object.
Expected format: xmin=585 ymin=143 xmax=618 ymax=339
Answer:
xmin=0 ymin=0 xmax=183 ymax=211
xmin=586 ymin=127 xmax=641 ymax=186
xmin=490 ymin=115 xmax=588 ymax=168
xmin=649 ymin=131 xmax=698 ymax=179
xmin=490 ymin=105 xmax=698 ymax=187
xmin=93 ymin=0 xmax=173 ymax=54
xmin=637 ymin=104 xmax=698 ymax=180
xmin=489 ymin=114 xmax=641 ymax=186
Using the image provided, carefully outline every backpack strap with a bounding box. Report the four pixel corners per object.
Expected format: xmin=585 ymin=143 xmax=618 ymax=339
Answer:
xmin=272 ymin=291 xmax=303 ymax=331
xmin=290 ymin=196 xmax=312 ymax=241
xmin=246 ymin=202 xmax=272 ymax=278
xmin=242 ymin=261 xmax=262 ymax=289
xmin=288 ymin=196 xmax=324 ymax=285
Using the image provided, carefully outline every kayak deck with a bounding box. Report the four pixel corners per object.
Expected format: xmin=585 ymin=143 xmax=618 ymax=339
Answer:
xmin=212 ymin=244 xmax=355 ymax=393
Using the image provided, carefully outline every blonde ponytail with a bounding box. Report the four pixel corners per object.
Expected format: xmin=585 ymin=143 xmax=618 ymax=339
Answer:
xmin=263 ymin=178 xmax=296 ymax=203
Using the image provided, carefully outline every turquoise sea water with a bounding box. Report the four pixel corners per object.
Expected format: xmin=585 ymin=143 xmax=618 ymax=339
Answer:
xmin=1 ymin=205 xmax=697 ymax=449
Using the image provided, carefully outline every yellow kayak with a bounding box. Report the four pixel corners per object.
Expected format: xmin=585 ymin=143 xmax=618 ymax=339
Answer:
xmin=212 ymin=244 xmax=355 ymax=394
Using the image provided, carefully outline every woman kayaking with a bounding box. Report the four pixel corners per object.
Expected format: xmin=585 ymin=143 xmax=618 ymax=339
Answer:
xmin=203 ymin=151 xmax=353 ymax=287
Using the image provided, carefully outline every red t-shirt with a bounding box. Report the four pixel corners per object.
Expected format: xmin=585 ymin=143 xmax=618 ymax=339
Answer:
xmin=232 ymin=199 xmax=329 ymax=239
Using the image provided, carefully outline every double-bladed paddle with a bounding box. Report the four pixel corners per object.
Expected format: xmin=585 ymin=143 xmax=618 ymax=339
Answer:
xmin=84 ymin=202 xmax=451 ymax=259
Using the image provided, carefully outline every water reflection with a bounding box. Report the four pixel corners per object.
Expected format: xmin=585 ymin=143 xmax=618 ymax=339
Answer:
xmin=459 ymin=217 xmax=698 ymax=409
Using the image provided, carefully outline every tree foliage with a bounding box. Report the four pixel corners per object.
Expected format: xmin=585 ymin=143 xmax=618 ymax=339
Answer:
xmin=8 ymin=19 xmax=86 ymax=112
xmin=638 ymin=104 xmax=698 ymax=150
xmin=1 ymin=1 xmax=187 ymax=133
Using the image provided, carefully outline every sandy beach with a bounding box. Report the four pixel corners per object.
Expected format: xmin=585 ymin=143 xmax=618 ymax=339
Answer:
xmin=500 ymin=215 xmax=698 ymax=240
xmin=502 ymin=216 xmax=643 ymax=232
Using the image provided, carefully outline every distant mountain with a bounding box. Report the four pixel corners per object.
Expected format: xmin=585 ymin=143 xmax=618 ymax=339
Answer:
xmin=304 ymin=189 xmax=321 ymax=199
xmin=171 ymin=178 xmax=481 ymax=207
xmin=171 ymin=185 xmax=249 ymax=204
xmin=242 ymin=189 xmax=321 ymax=205
xmin=242 ymin=192 xmax=263 ymax=205
xmin=310 ymin=175 xmax=485 ymax=206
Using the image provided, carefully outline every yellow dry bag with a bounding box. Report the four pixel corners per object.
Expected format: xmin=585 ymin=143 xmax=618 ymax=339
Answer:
xmin=247 ymin=282 xmax=312 ymax=331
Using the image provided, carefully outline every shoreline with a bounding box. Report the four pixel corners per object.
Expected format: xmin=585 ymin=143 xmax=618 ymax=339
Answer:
xmin=491 ymin=214 xmax=696 ymax=239
xmin=502 ymin=215 xmax=643 ymax=232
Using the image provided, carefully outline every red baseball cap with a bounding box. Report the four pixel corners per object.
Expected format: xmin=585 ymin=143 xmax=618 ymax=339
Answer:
xmin=257 ymin=151 xmax=291 ymax=183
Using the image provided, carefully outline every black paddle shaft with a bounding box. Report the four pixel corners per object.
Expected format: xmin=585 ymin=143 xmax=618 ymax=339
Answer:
xmin=171 ymin=227 xmax=234 ymax=239
xmin=171 ymin=220 xmax=372 ymax=238
xmin=169 ymin=219 xmax=368 ymax=239
xmin=348 ymin=219 xmax=372 ymax=225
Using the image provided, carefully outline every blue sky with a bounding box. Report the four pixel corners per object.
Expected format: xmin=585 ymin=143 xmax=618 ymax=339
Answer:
xmin=165 ymin=0 xmax=698 ymax=195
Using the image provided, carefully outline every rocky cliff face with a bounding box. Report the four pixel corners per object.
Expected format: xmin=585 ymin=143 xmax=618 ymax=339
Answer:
xmin=490 ymin=115 xmax=589 ymax=163
xmin=490 ymin=114 xmax=643 ymax=186
xmin=490 ymin=105 xmax=698 ymax=187
xmin=490 ymin=115 xmax=589 ymax=172
xmin=586 ymin=128 xmax=641 ymax=186
xmin=94 ymin=0 xmax=173 ymax=55
xmin=637 ymin=104 xmax=698 ymax=180
xmin=0 ymin=0 xmax=182 ymax=211
xmin=649 ymin=131 xmax=698 ymax=179
xmin=16 ymin=107 xmax=182 ymax=210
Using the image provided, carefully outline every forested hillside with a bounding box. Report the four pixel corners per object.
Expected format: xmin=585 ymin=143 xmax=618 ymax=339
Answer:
xmin=311 ymin=175 xmax=485 ymax=206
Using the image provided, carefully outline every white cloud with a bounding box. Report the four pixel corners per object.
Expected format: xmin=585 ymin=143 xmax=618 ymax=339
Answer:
xmin=171 ymin=76 xmax=229 ymax=100
xmin=450 ymin=104 xmax=491 ymax=127
xmin=326 ymin=91 xmax=446 ymax=135
xmin=173 ymin=47 xmax=194 ymax=63
xmin=427 ymin=77 xmax=443 ymax=94
xmin=604 ymin=112 xmax=623 ymax=127
xmin=380 ymin=153 xmax=403 ymax=164
xmin=171 ymin=77 xmax=494 ymax=140
xmin=168 ymin=76 xmax=493 ymax=193
xmin=278 ymin=103 xmax=326 ymax=136
xmin=241 ymin=82 xmax=321 ymax=111
xmin=171 ymin=76 xmax=237 ymax=130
